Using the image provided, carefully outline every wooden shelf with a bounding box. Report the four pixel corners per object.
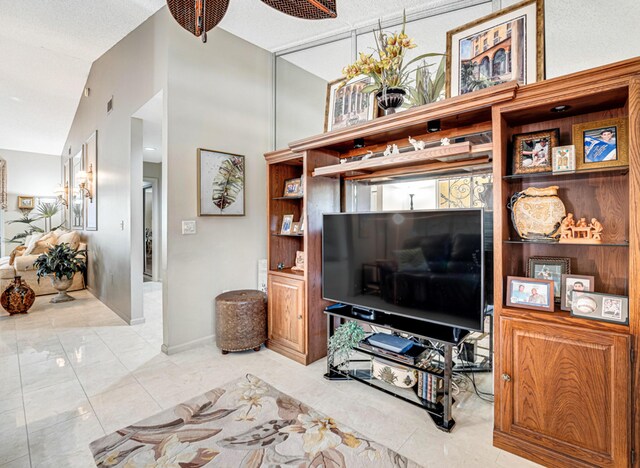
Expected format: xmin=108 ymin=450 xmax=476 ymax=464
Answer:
xmin=272 ymin=196 xmax=303 ymax=200
xmin=312 ymin=142 xmax=492 ymax=178
xmin=504 ymin=239 xmax=629 ymax=247
xmin=503 ymin=166 xmax=629 ymax=182
xmin=500 ymin=305 xmax=630 ymax=334
xmin=269 ymin=268 xmax=304 ymax=279
xmin=271 ymin=233 xmax=304 ymax=238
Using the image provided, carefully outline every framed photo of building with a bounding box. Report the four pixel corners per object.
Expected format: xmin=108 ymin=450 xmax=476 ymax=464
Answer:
xmin=512 ymin=128 xmax=559 ymax=174
xmin=506 ymin=276 xmax=554 ymax=312
xmin=572 ymin=118 xmax=628 ymax=171
xmin=325 ymin=76 xmax=376 ymax=132
xmin=197 ymin=149 xmax=245 ymax=216
xmin=570 ymin=291 xmax=629 ymax=325
xmin=560 ymin=274 xmax=594 ymax=312
xmin=445 ymin=0 xmax=545 ymax=98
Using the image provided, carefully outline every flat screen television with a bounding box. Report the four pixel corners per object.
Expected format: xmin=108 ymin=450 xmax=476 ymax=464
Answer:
xmin=322 ymin=209 xmax=487 ymax=331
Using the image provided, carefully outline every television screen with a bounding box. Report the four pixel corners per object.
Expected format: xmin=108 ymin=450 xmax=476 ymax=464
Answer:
xmin=322 ymin=209 xmax=485 ymax=331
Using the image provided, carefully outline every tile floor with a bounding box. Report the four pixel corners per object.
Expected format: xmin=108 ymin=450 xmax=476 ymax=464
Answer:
xmin=0 ymin=282 xmax=539 ymax=467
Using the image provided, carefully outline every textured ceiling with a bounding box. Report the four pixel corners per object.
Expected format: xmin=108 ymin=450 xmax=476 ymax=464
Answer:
xmin=0 ymin=0 xmax=463 ymax=156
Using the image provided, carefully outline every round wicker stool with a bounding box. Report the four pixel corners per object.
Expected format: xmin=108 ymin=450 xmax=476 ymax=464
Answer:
xmin=215 ymin=290 xmax=267 ymax=354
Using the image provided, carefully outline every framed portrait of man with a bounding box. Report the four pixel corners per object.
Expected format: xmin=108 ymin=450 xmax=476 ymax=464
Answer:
xmin=572 ymin=117 xmax=628 ymax=171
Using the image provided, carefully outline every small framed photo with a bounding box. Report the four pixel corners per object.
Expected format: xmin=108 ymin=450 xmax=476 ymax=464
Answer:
xmin=299 ymin=217 xmax=305 ymax=233
xmin=561 ymin=274 xmax=595 ymax=312
xmin=283 ymin=178 xmax=303 ymax=198
xmin=570 ymin=291 xmax=629 ymax=325
xmin=291 ymin=222 xmax=302 ymax=235
xmin=526 ymin=256 xmax=570 ymax=302
xmin=17 ymin=196 xmax=35 ymax=210
xmin=506 ymin=276 xmax=554 ymax=312
xmin=280 ymin=215 xmax=294 ymax=235
xmin=512 ymin=129 xmax=560 ymax=175
xmin=572 ymin=118 xmax=628 ymax=171
xmin=552 ymin=145 xmax=576 ymax=173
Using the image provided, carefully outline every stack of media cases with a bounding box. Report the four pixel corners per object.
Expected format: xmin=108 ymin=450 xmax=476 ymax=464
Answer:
xmin=417 ymin=364 xmax=443 ymax=403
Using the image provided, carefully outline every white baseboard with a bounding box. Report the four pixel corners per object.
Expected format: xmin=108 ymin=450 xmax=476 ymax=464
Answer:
xmin=129 ymin=317 xmax=146 ymax=325
xmin=161 ymin=335 xmax=215 ymax=355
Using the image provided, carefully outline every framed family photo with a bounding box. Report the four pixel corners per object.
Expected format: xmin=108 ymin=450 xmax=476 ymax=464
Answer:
xmin=506 ymin=276 xmax=554 ymax=312
xmin=526 ymin=256 xmax=570 ymax=302
xmin=283 ymin=178 xmax=303 ymax=198
xmin=512 ymin=128 xmax=560 ymax=174
xmin=570 ymin=291 xmax=629 ymax=325
xmin=325 ymin=76 xmax=376 ymax=132
xmin=445 ymin=0 xmax=545 ymax=98
xmin=561 ymin=274 xmax=594 ymax=312
xmin=197 ymin=149 xmax=245 ymax=216
xmin=280 ymin=215 xmax=294 ymax=235
xmin=572 ymin=118 xmax=628 ymax=171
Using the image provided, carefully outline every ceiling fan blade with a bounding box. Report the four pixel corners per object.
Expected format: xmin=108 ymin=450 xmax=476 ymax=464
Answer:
xmin=166 ymin=0 xmax=230 ymax=37
xmin=260 ymin=0 xmax=337 ymax=19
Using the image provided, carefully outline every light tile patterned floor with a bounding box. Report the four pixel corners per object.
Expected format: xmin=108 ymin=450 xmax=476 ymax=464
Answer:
xmin=0 ymin=283 xmax=539 ymax=467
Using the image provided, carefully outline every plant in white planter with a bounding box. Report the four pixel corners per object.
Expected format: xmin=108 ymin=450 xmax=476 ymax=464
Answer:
xmin=34 ymin=243 xmax=86 ymax=303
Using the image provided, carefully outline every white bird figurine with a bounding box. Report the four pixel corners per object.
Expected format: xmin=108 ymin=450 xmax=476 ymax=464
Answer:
xmin=383 ymin=145 xmax=393 ymax=157
xmin=362 ymin=150 xmax=374 ymax=160
xmin=440 ymin=137 xmax=451 ymax=146
xmin=340 ymin=158 xmax=347 ymax=164
xmin=408 ymin=136 xmax=426 ymax=151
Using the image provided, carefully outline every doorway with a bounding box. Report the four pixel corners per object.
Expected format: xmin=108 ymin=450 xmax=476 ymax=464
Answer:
xmin=143 ymin=184 xmax=153 ymax=281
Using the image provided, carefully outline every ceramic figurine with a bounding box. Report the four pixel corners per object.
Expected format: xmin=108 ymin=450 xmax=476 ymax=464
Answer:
xmin=383 ymin=145 xmax=393 ymax=157
xmin=559 ymin=213 xmax=575 ymax=240
xmin=558 ymin=213 xmax=604 ymax=244
xmin=361 ymin=150 xmax=374 ymax=161
xmin=392 ymin=144 xmax=400 ymax=155
xmin=340 ymin=158 xmax=347 ymax=164
xmin=440 ymin=137 xmax=451 ymax=146
xmin=408 ymin=136 xmax=426 ymax=151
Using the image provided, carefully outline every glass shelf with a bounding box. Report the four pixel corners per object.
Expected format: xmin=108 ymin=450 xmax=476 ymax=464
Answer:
xmin=272 ymin=196 xmax=303 ymax=200
xmin=271 ymin=233 xmax=304 ymax=238
xmin=502 ymin=166 xmax=629 ymax=182
xmin=504 ymin=239 xmax=629 ymax=247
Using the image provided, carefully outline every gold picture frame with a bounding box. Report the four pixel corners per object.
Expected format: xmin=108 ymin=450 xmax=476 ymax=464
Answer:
xmin=17 ymin=196 xmax=34 ymax=210
xmin=512 ymin=129 xmax=559 ymax=174
xmin=445 ymin=0 xmax=545 ymax=98
xmin=572 ymin=118 xmax=629 ymax=171
xmin=324 ymin=76 xmax=376 ymax=132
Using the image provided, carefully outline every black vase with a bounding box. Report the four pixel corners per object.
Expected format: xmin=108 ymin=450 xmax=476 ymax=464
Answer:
xmin=376 ymin=87 xmax=406 ymax=115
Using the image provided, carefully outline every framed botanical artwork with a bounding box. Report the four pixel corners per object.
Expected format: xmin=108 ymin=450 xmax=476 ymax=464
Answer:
xmin=280 ymin=215 xmax=294 ymax=235
xmin=445 ymin=0 xmax=545 ymax=98
xmin=572 ymin=118 xmax=628 ymax=171
xmin=526 ymin=256 xmax=570 ymax=302
xmin=512 ymin=129 xmax=559 ymax=174
xmin=570 ymin=291 xmax=629 ymax=325
xmin=84 ymin=131 xmax=98 ymax=231
xmin=17 ymin=196 xmax=34 ymax=210
xmin=551 ymin=145 xmax=575 ymax=173
xmin=325 ymin=76 xmax=376 ymax=132
xmin=283 ymin=178 xmax=303 ymax=198
xmin=197 ymin=149 xmax=245 ymax=216
xmin=506 ymin=276 xmax=554 ymax=312
xmin=561 ymin=274 xmax=595 ymax=312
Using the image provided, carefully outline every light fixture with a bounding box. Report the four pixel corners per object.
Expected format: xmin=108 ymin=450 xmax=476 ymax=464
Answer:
xmin=144 ymin=147 xmax=157 ymax=151
xmin=551 ymin=104 xmax=571 ymax=113
xmin=9 ymin=96 xmax=21 ymax=102
xmin=54 ymin=183 xmax=69 ymax=207
xmin=77 ymin=164 xmax=94 ymax=202
xmin=166 ymin=0 xmax=336 ymax=43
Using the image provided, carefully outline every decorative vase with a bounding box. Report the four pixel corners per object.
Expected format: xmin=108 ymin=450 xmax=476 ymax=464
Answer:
xmin=50 ymin=277 xmax=75 ymax=303
xmin=1 ymin=276 xmax=36 ymax=315
xmin=508 ymin=186 xmax=566 ymax=240
xmin=372 ymin=357 xmax=418 ymax=388
xmin=376 ymin=87 xmax=406 ymax=115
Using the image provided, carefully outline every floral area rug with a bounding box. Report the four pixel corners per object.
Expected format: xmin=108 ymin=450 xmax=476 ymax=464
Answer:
xmin=90 ymin=374 xmax=422 ymax=467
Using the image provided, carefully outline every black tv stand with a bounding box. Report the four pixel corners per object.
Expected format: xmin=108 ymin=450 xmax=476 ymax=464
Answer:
xmin=323 ymin=303 xmax=469 ymax=432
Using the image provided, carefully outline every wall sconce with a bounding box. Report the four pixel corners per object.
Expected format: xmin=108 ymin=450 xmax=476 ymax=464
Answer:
xmin=54 ymin=183 xmax=69 ymax=207
xmin=76 ymin=164 xmax=93 ymax=202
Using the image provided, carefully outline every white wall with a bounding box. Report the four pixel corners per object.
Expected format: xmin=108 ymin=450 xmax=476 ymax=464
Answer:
xmin=163 ymin=25 xmax=272 ymax=353
xmin=62 ymin=12 xmax=169 ymax=323
xmin=0 ymin=149 xmax=62 ymax=255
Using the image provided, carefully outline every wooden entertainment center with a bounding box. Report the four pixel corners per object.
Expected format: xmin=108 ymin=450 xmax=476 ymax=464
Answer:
xmin=264 ymin=58 xmax=640 ymax=467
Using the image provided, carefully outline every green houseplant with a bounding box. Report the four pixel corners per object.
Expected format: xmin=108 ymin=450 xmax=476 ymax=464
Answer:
xmin=328 ymin=321 xmax=366 ymax=370
xmin=34 ymin=243 xmax=86 ymax=303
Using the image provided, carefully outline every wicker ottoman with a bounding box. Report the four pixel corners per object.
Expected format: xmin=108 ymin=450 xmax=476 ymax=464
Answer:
xmin=215 ymin=290 xmax=267 ymax=354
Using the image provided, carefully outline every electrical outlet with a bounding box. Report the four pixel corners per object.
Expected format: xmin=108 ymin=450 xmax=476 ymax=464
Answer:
xmin=182 ymin=220 xmax=197 ymax=235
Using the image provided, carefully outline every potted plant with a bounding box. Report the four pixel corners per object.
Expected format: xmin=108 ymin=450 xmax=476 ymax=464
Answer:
xmin=328 ymin=321 xmax=366 ymax=370
xmin=34 ymin=243 xmax=86 ymax=303
xmin=342 ymin=14 xmax=443 ymax=115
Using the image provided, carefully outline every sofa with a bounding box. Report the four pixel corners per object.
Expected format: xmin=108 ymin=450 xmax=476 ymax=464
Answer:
xmin=0 ymin=230 xmax=86 ymax=296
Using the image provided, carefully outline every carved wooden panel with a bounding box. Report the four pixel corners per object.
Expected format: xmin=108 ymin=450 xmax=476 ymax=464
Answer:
xmin=499 ymin=317 xmax=630 ymax=467
xmin=267 ymin=274 xmax=306 ymax=353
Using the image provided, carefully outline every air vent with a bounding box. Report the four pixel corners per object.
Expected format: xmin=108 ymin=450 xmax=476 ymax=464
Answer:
xmin=107 ymin=97 xmax=113 ymax=115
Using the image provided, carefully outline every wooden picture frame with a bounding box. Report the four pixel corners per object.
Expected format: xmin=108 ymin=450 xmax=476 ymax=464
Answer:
xmin=572 ymin=117 xmax=629 ymax=171
xmin=283 ymin=178 xmax=303 ymax=198
xmin=570 ymin=291 xmax=629 ymax=325
xmin=445 ymin=0 xmax=545 ymax=98
xmin=291 ymin=222 xmax=302 ymax=235
xmin=512 ymin=128 xmax=559 ymax=174
xmin=526 ymin=256 xmax=570 ymax=302
xmin=197 ymin=149 xmax=245 ymax=216
xmin=506 ymin=276 xmax=554 ymax=312
xmin=280 ymin=215 xmax=294 ymax=235
xmin=560 ymin=274 xmax=595 ymax=312
xmin=551 ymin=145 xmax=576 ymax=173
xmin=17 ymin=196 xmax=34 ymax=210
xmin=324 ymin=76 xmax=376 ymax=132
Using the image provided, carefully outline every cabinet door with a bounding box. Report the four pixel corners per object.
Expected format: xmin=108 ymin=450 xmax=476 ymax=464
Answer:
xmin=498 ymin=317 xmax=630 ymax=467
xmin=267 ymin=275 xmax=306 ymax=353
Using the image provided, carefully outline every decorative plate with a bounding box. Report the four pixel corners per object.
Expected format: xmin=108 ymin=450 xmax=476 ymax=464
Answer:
xmin=371 ymin=357 xmax=417 ymax=388
xmin=508 ymin=186 xmax=566 ymax=240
